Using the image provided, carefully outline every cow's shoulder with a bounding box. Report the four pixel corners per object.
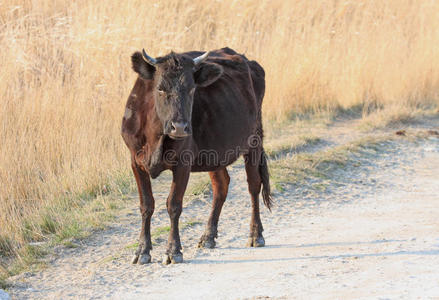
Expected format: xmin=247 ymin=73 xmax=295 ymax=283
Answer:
xmin=121 ymin=78 xmax=153 ymax=151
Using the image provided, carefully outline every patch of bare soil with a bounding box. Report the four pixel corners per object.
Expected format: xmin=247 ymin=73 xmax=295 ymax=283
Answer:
xmin=9 ymin=118 xmax=439 ymax=299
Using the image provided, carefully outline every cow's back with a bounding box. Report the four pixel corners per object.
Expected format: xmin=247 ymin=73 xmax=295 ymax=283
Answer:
xmin=187 ymin=48 xmax=266 ymax=171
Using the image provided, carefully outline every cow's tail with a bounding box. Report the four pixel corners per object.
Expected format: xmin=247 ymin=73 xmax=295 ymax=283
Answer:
xmin=259 ymin=150 xmax=273 ymax=211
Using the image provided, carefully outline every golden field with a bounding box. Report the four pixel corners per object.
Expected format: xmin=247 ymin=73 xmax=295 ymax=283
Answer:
xmin=1 ymin=0 xmax=439 ymax=261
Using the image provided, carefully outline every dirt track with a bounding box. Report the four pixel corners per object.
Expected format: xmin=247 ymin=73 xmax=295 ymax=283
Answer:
xmin=9 ymin=121 xmax=439 ymax=299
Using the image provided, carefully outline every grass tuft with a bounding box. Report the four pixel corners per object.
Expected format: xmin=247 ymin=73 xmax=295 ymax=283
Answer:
xmin=186 ymin=175 xmax=212 ymax=199
xmin=183 ymin=220 xmax=203 ymax=228
xmin=0 ymin=263 xmax=9 ymax=289
xmin=265 ymin=135 xmax=322 ymax=158
xmin=39 ymin=213 xmax=59 ymax=235
xmin=359 ymin=106 xmax=439 ymax=130
xmin=270 ymin=135 xmax=396 ymax=191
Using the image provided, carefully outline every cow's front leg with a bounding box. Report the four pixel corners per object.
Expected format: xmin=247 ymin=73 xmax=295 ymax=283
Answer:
xmin=163 ymin=165 xmax=190 ymax=264
xmin=131 ymin=163 xmax=155 ymax=264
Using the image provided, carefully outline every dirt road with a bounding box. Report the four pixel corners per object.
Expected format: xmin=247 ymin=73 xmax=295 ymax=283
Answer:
xmin=9 ymin=123 xmax=439 ymax=299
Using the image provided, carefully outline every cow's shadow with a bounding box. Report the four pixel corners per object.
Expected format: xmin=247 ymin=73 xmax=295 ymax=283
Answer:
xmin=189 ymin=239 xmax=439 ymax=264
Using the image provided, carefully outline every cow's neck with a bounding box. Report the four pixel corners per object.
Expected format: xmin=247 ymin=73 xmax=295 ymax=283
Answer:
xmin=144 ymin=98 xmax=166 ymax=178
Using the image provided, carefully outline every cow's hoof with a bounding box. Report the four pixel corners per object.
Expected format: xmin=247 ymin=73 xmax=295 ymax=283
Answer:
xmin=162 ymin=253 xmax=183 ymax=265
xmin=162 ymin=255 xmax=171 ymax=265
xmin=131 ymin=253 xmax=151 ymax=264
xmin=198 ymin=236 xmax=216 ymax=249
xmin=138 ymin=253 xmax=152 ymax=264
xmin=247 ymin=236 xmax=265 ymax=247
xmin=171 ymin=253 xmax=183 ymax=264
xmin=131 ymin=255 xmax=139 ymax=264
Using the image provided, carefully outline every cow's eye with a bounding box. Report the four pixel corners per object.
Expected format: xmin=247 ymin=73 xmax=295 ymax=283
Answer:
xmin=157 ymin=89 xmax=166 ymax=96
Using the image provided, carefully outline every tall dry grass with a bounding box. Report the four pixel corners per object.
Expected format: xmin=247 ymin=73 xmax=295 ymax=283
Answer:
xmin=1 ymin=0 xmax=439 ymax=257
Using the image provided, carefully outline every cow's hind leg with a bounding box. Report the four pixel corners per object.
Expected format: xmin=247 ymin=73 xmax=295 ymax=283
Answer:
xmin=198 ymin=168 xmax=230 ymax=249
xmin=244 ymin=149 xmax=265 ymax=247
xmin=131 ymin=163 xmax=155 ymax=264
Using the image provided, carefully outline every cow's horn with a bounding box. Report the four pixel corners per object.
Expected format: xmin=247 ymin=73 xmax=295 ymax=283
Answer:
xmin=142 ymin=49 xmax=157 ymax=65
xmin=193 ymin=52 xmax=209 ymax=66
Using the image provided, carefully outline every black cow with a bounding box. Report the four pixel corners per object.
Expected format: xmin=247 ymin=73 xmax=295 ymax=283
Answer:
xmin=121 ymin=47 xmax=272 ymax=264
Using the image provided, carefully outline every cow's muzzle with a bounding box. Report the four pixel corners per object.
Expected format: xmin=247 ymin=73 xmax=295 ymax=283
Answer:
xmin=168 ymin=121 xmax=191 ymax=139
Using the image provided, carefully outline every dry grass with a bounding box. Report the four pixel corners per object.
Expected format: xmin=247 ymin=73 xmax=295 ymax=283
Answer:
xmin=1 ymin=0 xmax=439 ymax=261
xmin=269 ymin=134 xmax=394 ymax=192
xmin=358 ymin=106 xmax=439 ymax=130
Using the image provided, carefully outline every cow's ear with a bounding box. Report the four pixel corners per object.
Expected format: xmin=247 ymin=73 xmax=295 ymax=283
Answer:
xmin=131 ymin=52 xmax=155 ymax=80
xmin=194 ymin=63 xmax=223 ymax=87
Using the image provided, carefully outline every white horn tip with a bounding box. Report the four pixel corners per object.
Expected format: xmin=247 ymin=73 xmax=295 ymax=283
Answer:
xmin=194 ymin=51 xmax=209 ymax=65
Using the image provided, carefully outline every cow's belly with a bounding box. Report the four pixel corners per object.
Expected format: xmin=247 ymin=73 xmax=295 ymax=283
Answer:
xmin=190 ymin=148 xmax=242 ymax=172
xmin=190 ymin=115 xmax=255 ymax=172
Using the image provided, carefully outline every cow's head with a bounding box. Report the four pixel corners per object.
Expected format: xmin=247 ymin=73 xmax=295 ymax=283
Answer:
xmin=131 ymin=49 xmax=223 ymax=140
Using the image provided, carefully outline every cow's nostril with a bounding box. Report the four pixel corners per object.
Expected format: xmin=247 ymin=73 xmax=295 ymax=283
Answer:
xmin=168 ymin=121 xmax=190 ymax=138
